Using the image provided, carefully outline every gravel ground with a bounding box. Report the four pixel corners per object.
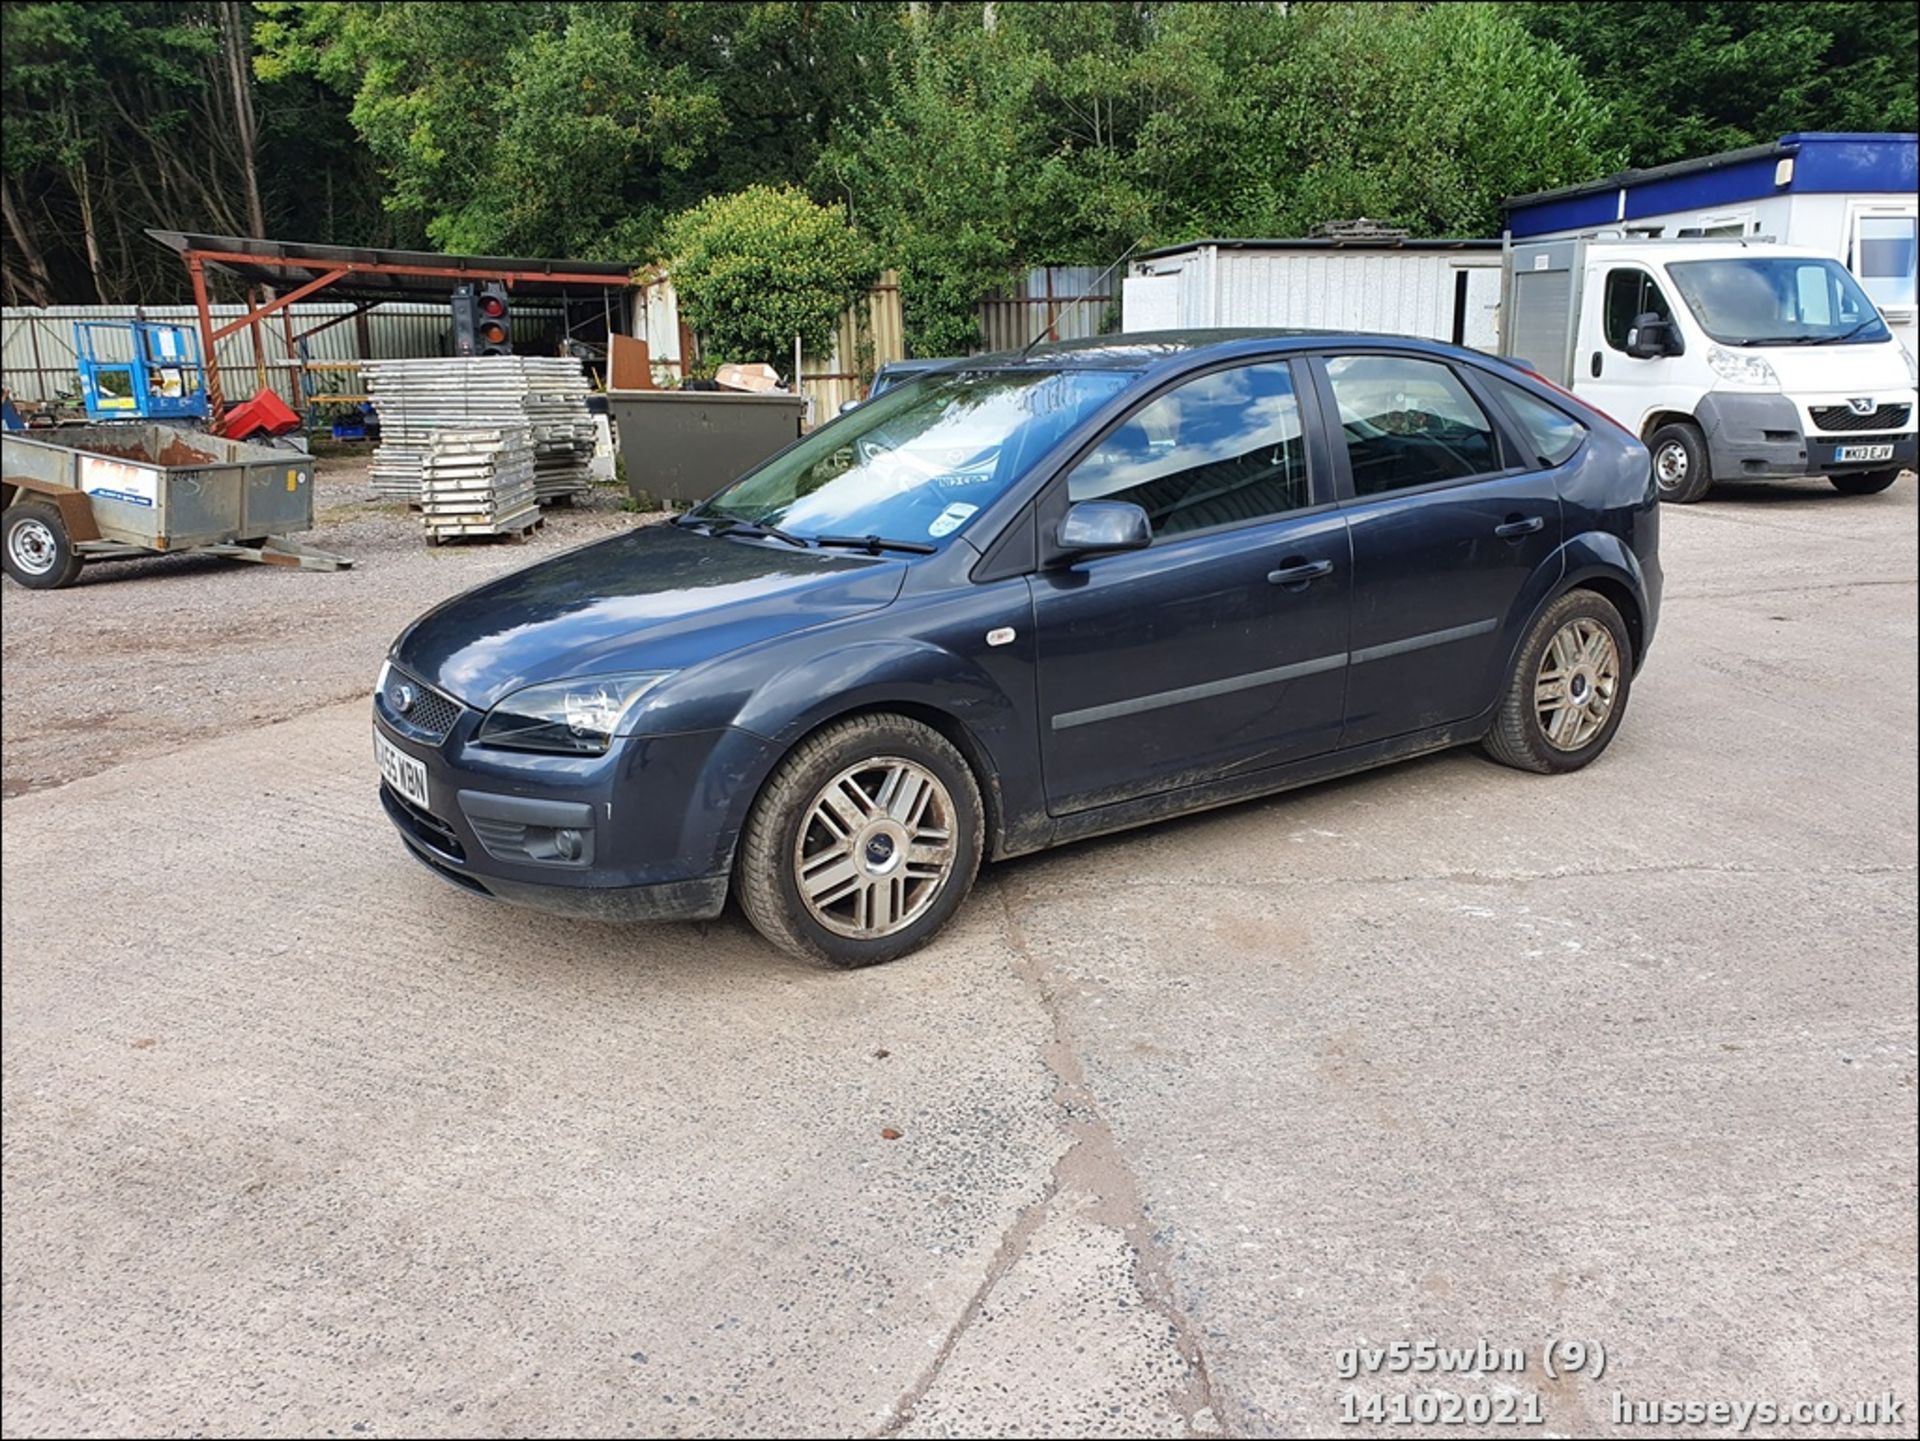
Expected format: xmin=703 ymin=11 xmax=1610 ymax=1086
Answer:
xmin=0 ymin=453 xmax=658 ymax=797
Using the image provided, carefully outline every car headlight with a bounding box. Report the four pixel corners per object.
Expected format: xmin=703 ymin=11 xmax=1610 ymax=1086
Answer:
xmin=1707 ymin=346 xmax=1779 ymax=388
xmin=1902 ymin=345 xmax=1917 ymax=388
xmin=475 ymin=672 xmax=674 ymax=754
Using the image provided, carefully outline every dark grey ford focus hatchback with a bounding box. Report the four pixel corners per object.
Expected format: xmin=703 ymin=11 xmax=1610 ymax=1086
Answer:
xmin=374 ymin=332 xmax=1660 ymax=965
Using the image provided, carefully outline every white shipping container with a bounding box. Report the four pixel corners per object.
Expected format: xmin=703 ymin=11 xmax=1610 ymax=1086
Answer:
xmin=1122 ymin=240 xmax=1504 ymax=349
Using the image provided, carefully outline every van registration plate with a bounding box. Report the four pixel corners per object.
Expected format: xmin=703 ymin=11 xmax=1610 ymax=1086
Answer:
xmin=1835 ymin=444 xmax=1894 ymax=463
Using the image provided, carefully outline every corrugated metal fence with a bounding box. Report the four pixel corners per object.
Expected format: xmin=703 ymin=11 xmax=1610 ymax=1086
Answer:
xmin=638 ymin=265 xmax=1116 ymax=420
xmin=1 ymin=302 xmax=565 ymax=410
xmin=977 ymin=266 xmax=1116 ymax=350
xmin=6 ymin=265 xmax=1116 ymax=423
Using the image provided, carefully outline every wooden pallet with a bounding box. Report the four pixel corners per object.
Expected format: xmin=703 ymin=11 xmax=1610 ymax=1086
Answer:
xmin=426 ymin=513 xmax=545 ymax=546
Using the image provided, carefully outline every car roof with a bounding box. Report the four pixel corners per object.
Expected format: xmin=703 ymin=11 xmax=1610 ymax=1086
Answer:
xmin=910 ymin=329 xmax=1503 ymax=376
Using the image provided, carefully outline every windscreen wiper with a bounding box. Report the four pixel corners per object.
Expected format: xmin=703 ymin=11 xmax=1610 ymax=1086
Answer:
xmin=684 ymin=515 xmax=809 ymax=548
xmin=1807 ymin=317 xmax=1883 ymax=345
xmin=815 ymin=533 xmax=938 ymax=555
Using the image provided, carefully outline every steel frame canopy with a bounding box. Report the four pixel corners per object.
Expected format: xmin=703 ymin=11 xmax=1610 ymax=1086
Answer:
xmin=147 ymin=229 xmax=637 ymax=422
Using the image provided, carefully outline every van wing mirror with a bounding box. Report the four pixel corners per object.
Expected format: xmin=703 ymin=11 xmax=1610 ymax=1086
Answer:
xmin=1625 ymin=312 xmax=1683 ymax=360
xmin=1057 ymin=500 xmax=1152 ymax=560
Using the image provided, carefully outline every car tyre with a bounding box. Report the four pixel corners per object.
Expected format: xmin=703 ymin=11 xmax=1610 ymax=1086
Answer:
xmin=1828 ymin=468 xmax=1900 ymax=496
xmin=1484 ymin=589 xmax=1634 ymax=775
xmin=1647 ymin=420 xmax=1713 ymax=504
xmin=2 ymin=500 xmax=84 ymax=590
xmin=737 ymin=713 xmax=984 ymax=966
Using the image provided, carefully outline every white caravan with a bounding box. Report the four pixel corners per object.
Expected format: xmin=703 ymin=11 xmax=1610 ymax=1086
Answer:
xmin=1502 ymin=237 xmax=1917 ymax=501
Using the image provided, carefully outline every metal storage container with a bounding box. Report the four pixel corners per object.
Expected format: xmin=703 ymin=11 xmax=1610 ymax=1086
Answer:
xmin=604 ymin=391 xmax=807 ymax=506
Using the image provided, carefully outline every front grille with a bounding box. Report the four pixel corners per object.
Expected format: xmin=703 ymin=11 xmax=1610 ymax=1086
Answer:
xmin=1809 ymin=403 xmax=1911 ymax=433
xmin=1816 ymin=432 xmax=1905 ymax=450
xmin=380 ymin=783 xmax=466 ymax=861
xmin=378 ymin=667 xmax=464 ymax=742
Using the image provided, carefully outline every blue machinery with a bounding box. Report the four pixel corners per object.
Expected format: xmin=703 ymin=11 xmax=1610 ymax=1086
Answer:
xmin=73 ymin=320 xmax=210 ymax=424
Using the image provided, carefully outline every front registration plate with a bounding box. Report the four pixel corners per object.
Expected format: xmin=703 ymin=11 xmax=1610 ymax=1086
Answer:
xmin=1836 ymin=443 xmax=1894 ymax=463
xmin=375 ymin=729 xmax=431 ymax=809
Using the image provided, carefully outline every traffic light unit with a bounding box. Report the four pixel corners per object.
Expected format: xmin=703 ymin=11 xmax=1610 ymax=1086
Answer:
xmin=450 ymin=282 xmax=513 ymax=357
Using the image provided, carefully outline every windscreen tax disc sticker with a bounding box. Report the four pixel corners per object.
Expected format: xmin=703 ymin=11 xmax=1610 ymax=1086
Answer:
xmin=929 ymin=502 xmax=978 ymax=537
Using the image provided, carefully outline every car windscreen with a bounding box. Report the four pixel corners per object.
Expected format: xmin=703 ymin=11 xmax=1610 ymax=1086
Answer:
xmin=1666 ymin=257 xmax=1891 ymax=346
xmin=693 ymin=367 xmax=1133 ymax=545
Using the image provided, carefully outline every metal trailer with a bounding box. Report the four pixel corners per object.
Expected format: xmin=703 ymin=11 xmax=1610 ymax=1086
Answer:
xmin=1 ymin=423 xmax=351 ymax=590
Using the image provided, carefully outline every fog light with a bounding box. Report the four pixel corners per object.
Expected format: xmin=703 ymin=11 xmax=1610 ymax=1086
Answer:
xmin=553 ymin=828 xmax=584 ymax=861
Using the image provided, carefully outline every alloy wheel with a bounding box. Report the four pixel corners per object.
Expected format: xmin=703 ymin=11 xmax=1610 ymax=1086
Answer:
xmin=1536 ymin=618 xmax=1621 ymax=751
xmin=794 ymin=756 xmax=957 ymax=938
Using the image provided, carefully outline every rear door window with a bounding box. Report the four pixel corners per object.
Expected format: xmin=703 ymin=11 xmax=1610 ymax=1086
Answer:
xmin=1483 ymin=375 xmax=1587 ymax=468
xmin=1323 ymin=355 xmax=1502 ymax=495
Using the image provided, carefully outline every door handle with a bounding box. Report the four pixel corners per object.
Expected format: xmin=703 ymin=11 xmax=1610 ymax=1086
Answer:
xmin=1494 ymin=515 xmax=1544 ymax=539
xmin=1267 ymin=558 xmax=1334 ymax=588
xmin=1590 ymin=350 xmax=1603 ymax=378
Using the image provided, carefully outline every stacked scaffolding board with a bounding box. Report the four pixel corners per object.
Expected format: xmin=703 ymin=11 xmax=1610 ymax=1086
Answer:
xmin=419 ymin=428 xmax=541 ymax=542
xmin=365 ymin=357 xmax=594 ymax=505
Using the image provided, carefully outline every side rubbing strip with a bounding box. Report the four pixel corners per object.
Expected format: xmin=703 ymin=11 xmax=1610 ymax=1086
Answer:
xmin=1350 ymin=618 xmax=1498 ymax=666
xmin=1051 ymin=652 xmax=1348 ymax=731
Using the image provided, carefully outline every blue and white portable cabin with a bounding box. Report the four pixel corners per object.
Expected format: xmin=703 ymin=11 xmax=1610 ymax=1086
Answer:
xmin=1504 ymin=133 xmax=1919 ymax=358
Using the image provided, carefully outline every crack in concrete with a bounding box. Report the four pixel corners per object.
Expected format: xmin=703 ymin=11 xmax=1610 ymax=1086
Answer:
xmin=1021 ymin=859 xmax=1918 ymax=895
xmin=876 ymin=881 xmax=1230 ymax=1437
xmin=1666 ymin=576 xmax=1916 ymax=600
xmin=1000 ymin=882 xmax=1228 ymax=1436
xmin=875 ymin=1169 xmax=1064 ymax=1438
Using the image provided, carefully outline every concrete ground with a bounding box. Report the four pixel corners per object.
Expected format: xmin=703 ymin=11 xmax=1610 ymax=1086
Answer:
xmin=3 ymin=474 xmax=1915 ymax=1438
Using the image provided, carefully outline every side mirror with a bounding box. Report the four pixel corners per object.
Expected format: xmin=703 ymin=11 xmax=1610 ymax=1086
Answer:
xmin=1057 ymin=500 xmax=1152 ymax=560
xmin=838 ymin=398 xmax=862 ymax=415
xmin=1625 ymin=312 xmax=1682 ymax=360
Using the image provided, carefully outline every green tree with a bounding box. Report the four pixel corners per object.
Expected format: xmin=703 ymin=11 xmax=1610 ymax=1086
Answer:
xmin=1517 ymin=1 xmax=1919 ymax=168
xmin=255 ymin=1 xmax=904 ymax=262
xmin=823 ymin=1 xmax=1619 ymax=353
xmin=818 ymin=11 xmax=1053 ymax=355
xmin=2 ymin=0 xmax=393 ymax=304
xmin=664 ymin=184 xmax=880 ymax=375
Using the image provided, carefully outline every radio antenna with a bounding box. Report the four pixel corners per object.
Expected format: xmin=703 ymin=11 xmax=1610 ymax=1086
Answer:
xmin=1018 ymin=240 xmax=1143 ymax=358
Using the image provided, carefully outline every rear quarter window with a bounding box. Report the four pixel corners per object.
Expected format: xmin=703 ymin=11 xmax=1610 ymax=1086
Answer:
xmin=1485 ymin=374 xmax=1587 ymax=468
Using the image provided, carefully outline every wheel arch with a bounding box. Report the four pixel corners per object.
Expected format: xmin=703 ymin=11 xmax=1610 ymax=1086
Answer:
xmin=1566 ymin=571 xmax=1645 ymax=669
xmin=1497 ymin=535 xmax=1653 ymax=691
xmin=797 ymin=699 xmax=1010 ymax=860
xmin=1639 ymin=409 xmax=1698 ymax=443
xmin=727 ymin=639 xmax=1026 ymax=863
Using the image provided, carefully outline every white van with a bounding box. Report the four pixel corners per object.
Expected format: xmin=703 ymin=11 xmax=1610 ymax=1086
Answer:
xmin=1503 ymin=237 xmax=1917 ymax=501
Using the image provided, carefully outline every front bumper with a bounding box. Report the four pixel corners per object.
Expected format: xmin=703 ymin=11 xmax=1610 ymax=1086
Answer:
xmin=371 ymin=676 xmax=777 ymax=923
xmin=381 ymin=787 xmax=730 ymax=921
xmin=1697 ymin=392 xmax=1917 ymax=480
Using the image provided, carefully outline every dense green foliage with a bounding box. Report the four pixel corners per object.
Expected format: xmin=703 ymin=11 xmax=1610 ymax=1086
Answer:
xmin=822 ymin=1 xmax=1626 ymax=351
xmin=2 ymin=0 xmax=389 ymax=303
xmin=1517 ymin=1 xmax=1919 ymax=168
xmin=664 ymin=185 xmax=879 ymax=373
xmin=4 ymin=0 xmax=1915 ymax=343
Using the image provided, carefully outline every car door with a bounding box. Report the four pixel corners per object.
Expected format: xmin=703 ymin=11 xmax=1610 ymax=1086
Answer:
xmin=1031 ymin=358 xmax=1352 ymax=815
xmin=1313 ymin=351 xmax=1564 ymax=748
xmin=1576 ymin=264 xmax=1684 ymax=434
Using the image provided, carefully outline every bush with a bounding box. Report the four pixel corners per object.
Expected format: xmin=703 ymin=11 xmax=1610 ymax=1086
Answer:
xmin=664 ymin=185 xmax=880 ymax=377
